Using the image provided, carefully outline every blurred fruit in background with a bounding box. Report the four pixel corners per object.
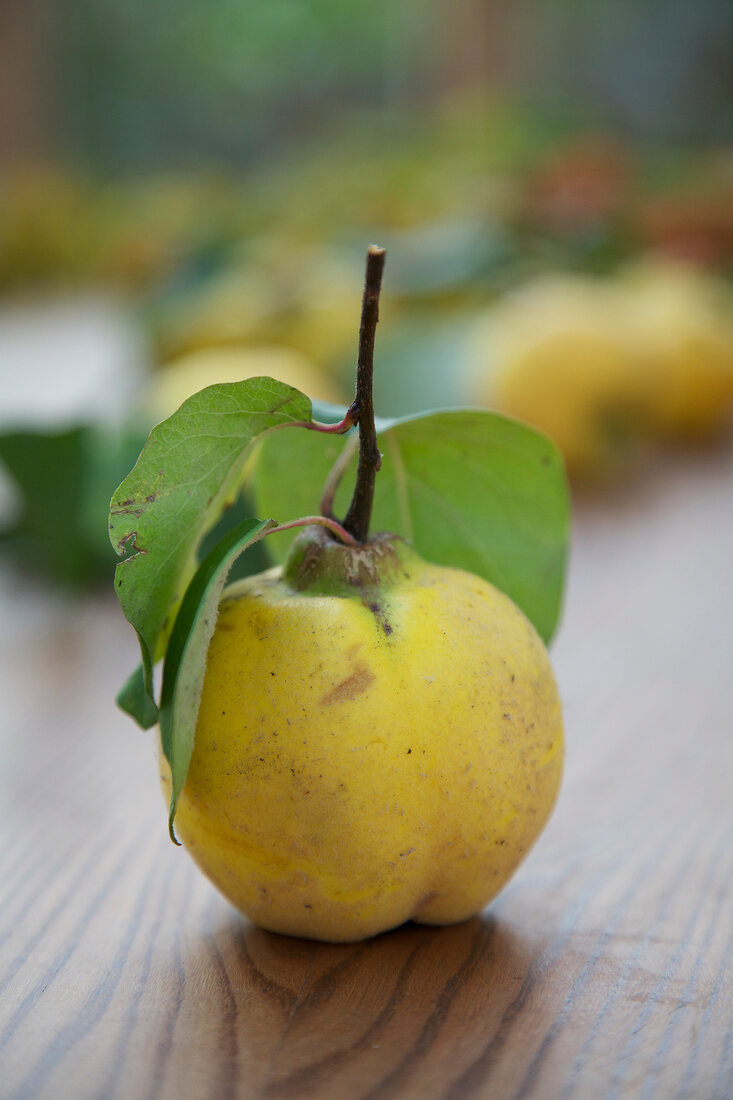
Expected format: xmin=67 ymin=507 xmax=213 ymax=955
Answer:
xmin=148 ymin=243 xmax=366 ymax=381
xmin=87 ymin=171 xmax=247 ymax=292
xmin=466 ymin=274 xmax=653 ymax=478
xmin=0 ymin=167 xmax=250 ymax=296
xmin=0 ymin=168 xmax=93 ymax=289
xmin=148 ymin=345 xmax=346 ymax=424
xmin=148 ymin=261 xmax=282 ymax=363
xmin=465 ymin=259 xmax=733 ymax=477
xmin=273 ymin=246 xmax=367 ymax=372
xmin=622 ymin=259 xmax=733 ymax=440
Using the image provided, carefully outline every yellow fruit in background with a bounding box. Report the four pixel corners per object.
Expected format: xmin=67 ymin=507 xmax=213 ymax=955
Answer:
xmin=148 ymin=345 xmax=345 ymax=422
xmin=152 ymin=266 xmax=281 ymax=361
xmin=621 ymin=259 xmax=733 ymax=440
xmin=161 ymin=528 xmax=563 ymax=943
xmin=0 ymin=168 xmax=92 ymax=288
xmin=275 ymin=249 xmax=366 ymax=368
xmin=151 ymin=245 xmax=367 ymax=374
xmin=468 ymin=275 xmax=652 ymax=476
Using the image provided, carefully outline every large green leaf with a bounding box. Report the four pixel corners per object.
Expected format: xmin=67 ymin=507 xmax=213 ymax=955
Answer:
xmin=109 ymin=377 xmax=311 ymax=705
xmin=251 ymin=409 xmax=570 ymax=644
xmin=159 ymin=517 xmax=276 ymax=841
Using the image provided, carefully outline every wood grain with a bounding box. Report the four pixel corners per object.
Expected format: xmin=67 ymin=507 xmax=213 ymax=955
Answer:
xmin=1 ymin=442 xmax=732 ymax=1100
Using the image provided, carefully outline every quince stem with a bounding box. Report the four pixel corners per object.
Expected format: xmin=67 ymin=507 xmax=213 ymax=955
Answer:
xmin=342 ymin=245 xmax=386 ymax=544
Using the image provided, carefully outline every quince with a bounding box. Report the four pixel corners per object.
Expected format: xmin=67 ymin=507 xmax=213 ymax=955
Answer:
xmin=151 ymin=266 xmax=280 ymax=362
xmin=161 ymin=527 xmax=563 ymax=943
xmin=273 ymin=246 xmax=368 ymax=369
xmin=621 ymin=259 xmax=733 ymax=440
xmin=468 ymin=274 xmax=653 ymax=477
xmin=148 ymin=345 xmax=344 ymax=422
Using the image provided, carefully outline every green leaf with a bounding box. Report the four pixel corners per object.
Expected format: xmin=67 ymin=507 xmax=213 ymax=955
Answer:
xmin=159 ymin=517 xmax=276 ymax=842
xmin=109 ymin=377 xmax=312 ymax=706
xmin=116 ymin=662 xmax=159 ymax=729
xmin=251 ymin=409 xmax=570 ymax=644
xmin=372 ymin=314 xmax=477 ymax=419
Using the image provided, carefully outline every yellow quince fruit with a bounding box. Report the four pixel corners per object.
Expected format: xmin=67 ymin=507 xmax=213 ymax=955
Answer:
xmin=148 ymin=345 xmax=345 ymax=423
xmin=621 ymin=258 xmax=733 ymax=440
xmin=161 ymin=527 xmax=563 ymax=943
xmin=468 ymin=274 xmax=653 ymax=477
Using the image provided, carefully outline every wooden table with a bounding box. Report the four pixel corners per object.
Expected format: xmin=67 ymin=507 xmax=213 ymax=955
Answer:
xmin=1 ymin=443 xmax=732 ymax=1100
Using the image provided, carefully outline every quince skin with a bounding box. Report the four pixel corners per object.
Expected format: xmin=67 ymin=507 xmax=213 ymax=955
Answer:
xmin=161 ymin=527 xmax=563 ymax=942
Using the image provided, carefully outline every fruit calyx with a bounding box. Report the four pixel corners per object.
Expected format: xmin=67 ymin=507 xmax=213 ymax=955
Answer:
xmin=282 ymin=524 xmax=414 ymax=602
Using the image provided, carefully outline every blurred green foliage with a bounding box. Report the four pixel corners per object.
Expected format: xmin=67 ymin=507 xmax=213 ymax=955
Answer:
xmin=60 ymin=0 xmax=434 ymax=170
xmin=0 ymin=425 xmax=148 ymax=587
xmin=51 ymin=0 xmax=732 ymax=173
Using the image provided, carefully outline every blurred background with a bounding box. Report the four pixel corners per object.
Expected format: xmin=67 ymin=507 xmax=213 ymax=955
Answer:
xmin=1 ymin=0 xmax=732 ymax=589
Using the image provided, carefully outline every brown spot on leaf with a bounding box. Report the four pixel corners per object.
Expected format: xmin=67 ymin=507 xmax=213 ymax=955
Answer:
xmin=116 ymin=531 xmax=146 ymax=561
xmin=320 ymin=662 xmax=375 ymax=705
xmin=111 ymin=506 xmax=143 ymax=518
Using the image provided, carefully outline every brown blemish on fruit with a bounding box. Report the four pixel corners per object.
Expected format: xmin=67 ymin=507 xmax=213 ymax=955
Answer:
xmin=364 ymin=599 xmax=394 ymax=638
xmin=321 ymin=663 xmax=375 ymax=705
xmin=414 ymin=891 xmax=438 ymax=913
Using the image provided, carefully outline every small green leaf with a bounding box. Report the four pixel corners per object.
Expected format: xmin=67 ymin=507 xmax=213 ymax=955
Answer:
xmin=251 ymin=409 xmax=570 ymax=644
xmin=109 ymin=377 xmax=312 ymax=707
xmin=159 ymin=517 xmax=276 ymax=842
xmin=116 ymin=662 xmax=159 ymax=729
